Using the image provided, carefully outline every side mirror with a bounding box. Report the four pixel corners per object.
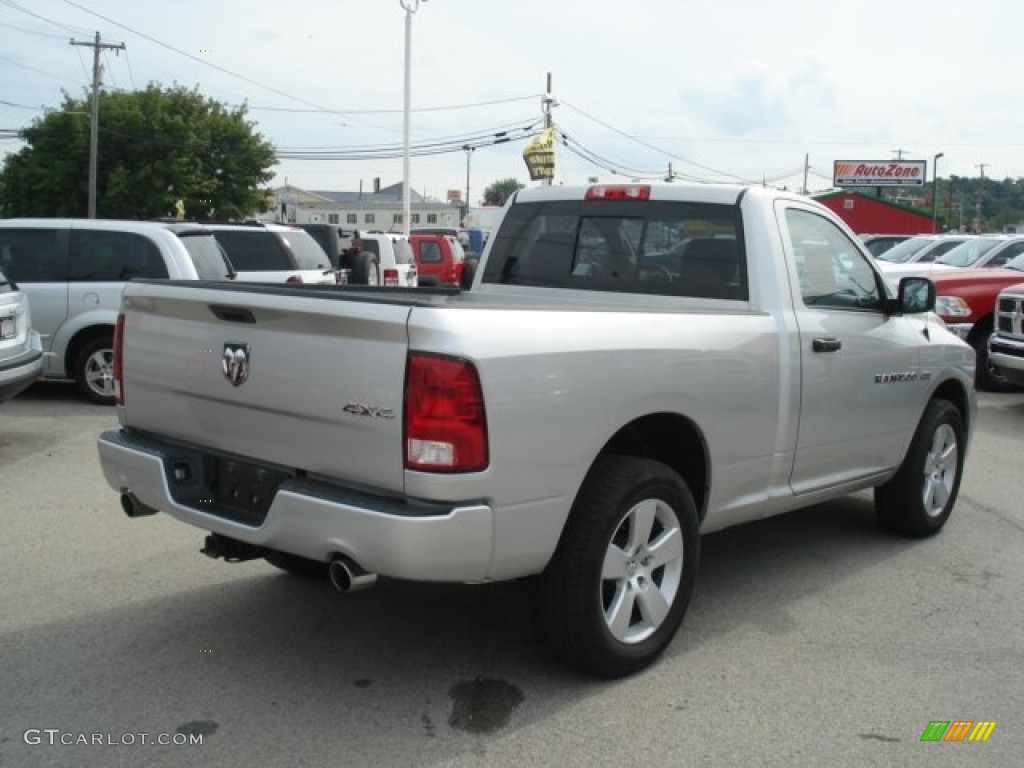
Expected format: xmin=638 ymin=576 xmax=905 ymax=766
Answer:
xmin=896 ymin=276 xmax=935 ymax=314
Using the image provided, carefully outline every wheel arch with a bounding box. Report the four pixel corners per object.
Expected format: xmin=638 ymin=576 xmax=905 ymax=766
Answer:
xmin=592 ymin=412 xmax=709 ymax=521
xmin=65 ymin=323 xmax=115 ymax=378
xmin=929 ymin=377 xmax=972 ymax=438
xmin=965 ymin=313 xmax=993 ymax=348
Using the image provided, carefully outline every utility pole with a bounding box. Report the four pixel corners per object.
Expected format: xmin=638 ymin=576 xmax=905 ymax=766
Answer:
xmin=70 ymin=32 xmax=125 ymax=219
xmin=975 ymin=163 xmax=987 ymax=232
xmin=802 ymin=153 xmax=809 ymax=195
xmin=890 ymin=148 xmax=910 ymax=160
xmin=542 ymin=72 xmax=555 ymax=186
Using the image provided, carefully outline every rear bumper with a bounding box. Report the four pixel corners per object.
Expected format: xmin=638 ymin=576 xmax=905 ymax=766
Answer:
xmin=96 ymin=429 xmax=495 ymax=581
xmin=0 ymin=335 xmax=43 ymax=403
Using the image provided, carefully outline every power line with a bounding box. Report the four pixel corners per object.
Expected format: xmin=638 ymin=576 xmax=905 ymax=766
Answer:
xmin=249 ymin=94 xmax=543 ymax=116
xmin=61 ymin=0 xmax=352 ymax=118
xmin=0 ymin=18 xmax=69 ymax=39
xmin=560 ymin=99 xmax=752 ymax=182
xmin=0 ymin=54 xmax=82 ymax=85
xmin=0 ymin=0 xmax=93 ymax=35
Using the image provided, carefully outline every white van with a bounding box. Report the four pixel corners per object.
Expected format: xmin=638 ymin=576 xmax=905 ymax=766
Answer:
xmin=0 ymin=219 xmax=233 ymax=404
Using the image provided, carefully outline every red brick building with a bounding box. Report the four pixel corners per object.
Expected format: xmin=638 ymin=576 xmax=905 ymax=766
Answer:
xmin=812 ymin=190 xmax=936 ymax=235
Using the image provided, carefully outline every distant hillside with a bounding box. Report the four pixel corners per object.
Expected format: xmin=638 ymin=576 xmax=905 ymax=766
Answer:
xmin=868 ymin=175 xmax=1024 ymax=233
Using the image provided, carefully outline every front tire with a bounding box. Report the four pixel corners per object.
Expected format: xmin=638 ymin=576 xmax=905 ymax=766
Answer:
xmin=973 ymin=328 xmax=1016 ymax=392
xmin=531 ymin=455 xmax=700 ymax=678
xmin=73 ymin=336 xmax=116 ymax=405
xmin=875 ymin=398 xmax=965 ymax=537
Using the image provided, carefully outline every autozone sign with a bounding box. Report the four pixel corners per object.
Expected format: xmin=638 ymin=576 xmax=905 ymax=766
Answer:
xmin=834 ymin=160 xmax=926 ymax=187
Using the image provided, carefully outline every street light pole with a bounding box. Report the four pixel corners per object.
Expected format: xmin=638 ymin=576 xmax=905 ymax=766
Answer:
xmin=462 ymin=144 xmax=474 ymax=224
xmin=931 ymin=152 xmax=944 ymax=233
xmin=399 ymin=0 xmax=425 ymax=238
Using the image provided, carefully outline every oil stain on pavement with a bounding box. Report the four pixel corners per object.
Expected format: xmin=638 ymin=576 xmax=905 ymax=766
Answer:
xmin=447 ymin=677 xmax=524 ymax=734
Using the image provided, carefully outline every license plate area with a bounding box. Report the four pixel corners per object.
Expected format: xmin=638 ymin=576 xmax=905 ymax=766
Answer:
xmin=211 ymin=458 xmax=288 ymax=525
xmin=0 ymin=316 xmax=15 ymax=340
xmin=164 ymin=452 xmax=290 ymax=526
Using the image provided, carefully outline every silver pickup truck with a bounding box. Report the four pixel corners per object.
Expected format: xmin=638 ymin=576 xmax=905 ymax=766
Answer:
xmin=97 ymin=183 xmax=977 ymax=677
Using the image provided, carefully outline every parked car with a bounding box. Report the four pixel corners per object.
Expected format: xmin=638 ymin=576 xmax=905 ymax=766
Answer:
xmin=988 ymin=281 xmax=1024 ymax=388
xmin=351 ymin=232 xmax=418 ymax=287
xmin=875 ymin=233 xmax=976 ymax=287
xmin=409 ymin=232 xmax=467 ymax=287
xmin=0 ymin=265 xmax=43 ymax=404
xmin=859 ymin=233 xmax=912 ymax=257
xmin=876 ymin=233 xmax=973 ymax=264
xmin=934 ymin=234 xmax=1024 ymax=270
xmin=297 ymin=223 xmax=357 ymax=271
xmin=931 ymin=253 xmax=1024 ymax=390
xmin=0 ymin=219 xmax=234 ymax=404
xmin=205 ymin=223 xmax=336 ymax=284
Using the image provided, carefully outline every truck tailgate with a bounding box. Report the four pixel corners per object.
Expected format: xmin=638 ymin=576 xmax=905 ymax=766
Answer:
xmin=118 ymin=283 xmax=412 ymax=493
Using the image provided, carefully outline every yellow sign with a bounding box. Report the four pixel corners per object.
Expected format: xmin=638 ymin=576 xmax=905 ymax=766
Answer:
xmin=523 ymin=127 xmax=555 ymax=181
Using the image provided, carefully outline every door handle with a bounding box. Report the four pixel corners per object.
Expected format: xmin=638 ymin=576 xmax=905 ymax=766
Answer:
xmin=812 ymin=337 xmax=842 ymax=353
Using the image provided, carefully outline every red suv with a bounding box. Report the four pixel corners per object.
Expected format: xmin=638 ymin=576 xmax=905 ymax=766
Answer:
xmin=410 ymin=233 xmax=468 ymax=287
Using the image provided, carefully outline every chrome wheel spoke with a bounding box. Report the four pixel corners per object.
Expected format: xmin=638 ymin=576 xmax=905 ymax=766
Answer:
xmin=636 ymin=582 xmax=671 ymax=627
xmin=627 ymin=499 xmax=658 ymax=552
xmin=602 ymin=545 xmax=629 ymax=580
xmin=605 ymin=585 xmax=636 ymax=639
xmin=647 ymin=527 xmax=683 ymax=570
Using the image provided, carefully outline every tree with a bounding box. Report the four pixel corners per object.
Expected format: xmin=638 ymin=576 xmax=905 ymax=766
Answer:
xmin=0 ymin=84 xmax=275 ymax=220
xmin=483 ymin=178 xmax=525 ymax=207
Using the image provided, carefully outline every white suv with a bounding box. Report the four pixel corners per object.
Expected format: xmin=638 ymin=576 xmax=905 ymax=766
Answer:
xmin=350 ymin=233 xmax=418 ymax=287
xmin=205 ymin=223 xmax=337 ymax=284
xmin=0 ymin=266 xmax=43 ymax=404
xmin=0 ymin=219 xmax=234 ymax=404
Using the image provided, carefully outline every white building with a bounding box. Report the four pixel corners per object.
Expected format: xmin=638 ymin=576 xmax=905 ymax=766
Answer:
xmin=270 ymin=182 xmax=462 ymax=232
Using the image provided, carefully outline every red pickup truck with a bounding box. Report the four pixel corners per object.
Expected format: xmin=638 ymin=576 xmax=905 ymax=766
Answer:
xmin=409 ymin=232 xmax=475 ymax=288
xmin=931 ymin=257 xmax=1024 ymax=390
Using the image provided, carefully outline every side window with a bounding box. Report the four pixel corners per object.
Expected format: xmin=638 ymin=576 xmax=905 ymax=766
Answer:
xmin=392 ymin=240 xmax=414 ymax=265
xmin=70 ymin=231 xmax=168 ymax=280
xmin=989 ymin=242 xmax=1024 ymax=267
xmin=419 ymin=241 xmax=442 ymax=263
xmin=0 ymin=229 xmax=64 ymax=282
xmin=213 ymin=231 xmax=287 ymax=271
xmin=786 ymin=209 xmax=881 ymax=310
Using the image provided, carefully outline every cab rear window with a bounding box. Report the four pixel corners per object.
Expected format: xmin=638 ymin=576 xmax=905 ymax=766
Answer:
xmin=481 ymin=200 xmax=747 ymax=300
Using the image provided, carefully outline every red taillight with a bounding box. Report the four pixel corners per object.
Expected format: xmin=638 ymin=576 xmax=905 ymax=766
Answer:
xmin=404 ymin=352 xmax=488 ymax=473
xmin=286 ymin=274 xmax=304 ymax=284
xmin=113 ymin=313 xmax=125 ymax=405
xmin=383 ymin=268 xmax=399 ymax=287
xmin=585 ymin=184 xmax=651 ymax=201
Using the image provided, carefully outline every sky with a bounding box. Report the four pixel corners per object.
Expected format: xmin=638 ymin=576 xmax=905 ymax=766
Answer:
xmin=2 ymin=0 xmax=1023 ymax=206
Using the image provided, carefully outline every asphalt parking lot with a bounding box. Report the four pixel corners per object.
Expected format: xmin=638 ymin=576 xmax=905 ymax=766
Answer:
xmin=2 ymin=381 xmax=1022 ymax=767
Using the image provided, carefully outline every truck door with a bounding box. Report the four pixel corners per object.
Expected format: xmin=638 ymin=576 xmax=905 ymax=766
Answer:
xmin=780 ymin=204 xmax=927 ymax=494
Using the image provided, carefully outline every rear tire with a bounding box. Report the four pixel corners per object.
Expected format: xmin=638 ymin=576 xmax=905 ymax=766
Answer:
xmin=351 ymin=252 xmax=379 ymax=286
xmin=73 ymin=336 xmax=116 ymax=405
xmin=531 ymin=455 xmax=699 ymax=678
xmin=459 ymin=258 xmax=478 ymax=290
xmin=875 ymin=399 xmax=965 ymax=538
xmin=264 ymin=550 xmax=329 ymax=579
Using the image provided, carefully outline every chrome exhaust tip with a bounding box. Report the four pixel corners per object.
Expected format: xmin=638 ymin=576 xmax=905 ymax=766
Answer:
xmin=121 ymin=492 xmax=158 ymax=518
xmin=328 ymin=555 xmax=378 ymax=593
